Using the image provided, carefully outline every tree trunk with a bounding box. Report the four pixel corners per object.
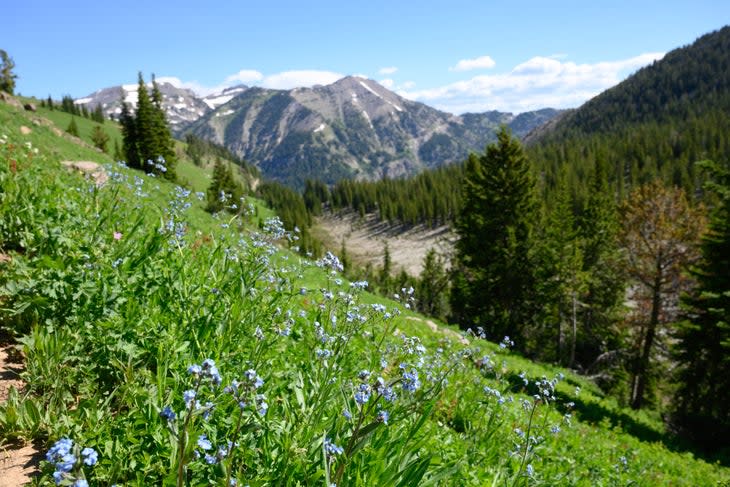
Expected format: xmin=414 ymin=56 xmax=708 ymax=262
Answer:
xmin=631 ymin=265 xmax=662 ymax=409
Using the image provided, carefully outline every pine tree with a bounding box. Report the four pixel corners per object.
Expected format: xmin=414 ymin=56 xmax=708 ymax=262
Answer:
xmin=450 ymin=127 xmax=538 ymax=342
xmin=576 ymin=160 xmax=626 ymax=384
xmin=46 ymin=95 xmax=53 ymax=110
xmin=134 ymin=72 xmax=157 ymax=172
xmin=620 ymin=180 xmax=706 ymax=409
xmin=206 ymin=159 xmax=243 ymax=214
xmin=535 ymin=179 xmax=586 ymax=365
xmin=92 ymin=104 xmax=104 ymax=123
xmin=0 ymin=49 xmax=17 ymax=94
xmin=417 ymin=248 xmax=449 ymax=320
xmin=150 ymin=75 xmax=177 ymax=180
xmin=66 ymin=117 xmax=79 ymax=137
xmin=91 ymin=125 xmax=109 ymax=153
xmin=119 ymin=99 xmax=140 ymax=168
xmin=673 ymin=160 xmax=730 ymax=450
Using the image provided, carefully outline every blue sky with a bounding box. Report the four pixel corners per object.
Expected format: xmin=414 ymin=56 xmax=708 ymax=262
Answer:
xmin=3 ymin=1 xmax=728 ymax=113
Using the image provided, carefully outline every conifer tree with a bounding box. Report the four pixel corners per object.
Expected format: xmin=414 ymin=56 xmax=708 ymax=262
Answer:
xmin=46 ymin=95 xmax=53 ymax=110
xmin=134 ymin=72 xmax=157 ymax=171
xmin=620 ymin=180 xmax=705 ymax=409
xmin=119 ymin=99 xmax=140 ymax=168
xmin=673 ymin=160 xmax=730 ymax=449
xmin=0 ymin=49 xmax=17 ymax=94
xmin=450 ymin=127 xmax=538 ymax=341
xmin=66 ymin=117 xmax=79 ymax=137
xmin=417 ymin=248 xmax=449 ymax=320
xmin=535 ymin=179 xmax=586 ymax=365
xmin=206 ymin=159 xmax=243 ymax=214
xmin=91 ymin=125 xmax=109 ymax=153
xmin=150 ymin=75 xmax=177 ymax=180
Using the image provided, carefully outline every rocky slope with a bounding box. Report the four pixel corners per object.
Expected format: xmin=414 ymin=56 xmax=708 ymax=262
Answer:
xmin=186 ymin=76 xmax=562 ymax=188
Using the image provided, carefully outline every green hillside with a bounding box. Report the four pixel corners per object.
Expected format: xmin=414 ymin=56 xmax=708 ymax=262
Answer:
xmin=0 ymin=95 xmax=727 ymax=485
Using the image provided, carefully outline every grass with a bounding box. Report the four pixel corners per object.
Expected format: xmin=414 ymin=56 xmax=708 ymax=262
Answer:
xmin=0 ymin=97 xmax=728 ymax=486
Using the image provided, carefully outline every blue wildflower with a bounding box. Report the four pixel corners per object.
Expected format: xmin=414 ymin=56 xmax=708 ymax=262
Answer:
xmin=81 ymin=447 xmax=98 ymax=466
xmin=160 ymin=405 xmax=176 ymax=422
xmin=377 ymin=410 xmax=389 ymax=425
xmin=197 ymin=434 xmax=212 ymax=451
xmin=324 ymin=437 xmax=344 ymax=456
xmin=183 ymin=389 xmax=196 ymax=407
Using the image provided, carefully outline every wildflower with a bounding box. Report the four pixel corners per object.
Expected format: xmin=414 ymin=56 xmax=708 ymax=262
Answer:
xmin=188 ymin=364 xmax=202 ymax=375
xmin=526 ymin=464 xmax=534 ymax=476
xmin=401 ymin=368 xmax=421 ymax=393
xmin=377 ymin=410 xmax=389 ymax=425
xmin=113 ymin=231 xmax=122 ymax=240
xmin=343 ymin=409 xmax=352 ymax=421
xmin=197 ymin=434 xmax=212 ymax=451
xmin=73 ymin=480 xmax=89 ymax=487
xmin=324 ymin=437 xmax=344 ymax=456
xmin=183 ymin=389 xmax=196 ymax=407
xmin=81 ymin=447 xmax=98 ymax=466
xmin=160 ymin=406 xmax=176 ymax=422
xmin=204 ymin=453 xmax=217 ymax=465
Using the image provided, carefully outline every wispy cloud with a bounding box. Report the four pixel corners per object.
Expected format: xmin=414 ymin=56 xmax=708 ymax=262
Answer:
xmin=378 ymin=66 xmax=398 ymax=75
xmin=403 ymin=52 xmax=665 ymax=113
xmin=261 ymin=70 xmax=343 ymax=89
xmin=449 ymin=55 xmax=496 ymax=72
xmin=159 ymin=69 xmax=345 ymax=95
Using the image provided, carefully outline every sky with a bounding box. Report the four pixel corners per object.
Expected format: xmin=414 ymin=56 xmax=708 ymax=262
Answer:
xmin=3 ymin=1 xmax=729 ymax=114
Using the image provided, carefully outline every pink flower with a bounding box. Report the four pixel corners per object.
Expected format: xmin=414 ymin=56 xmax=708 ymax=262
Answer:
xmin=113 ymin=232 xmax=122 ymax=240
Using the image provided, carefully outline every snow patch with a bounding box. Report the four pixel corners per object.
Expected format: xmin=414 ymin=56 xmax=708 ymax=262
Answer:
xmin=359 ymin=80 xmax=382 ymax=99
xmin=216 ymin=109 xmax=235 ymax=117
xmin=313 ymin=123 xmax=326 ymax=133
xmin=204 ymin=94 xmax=234 ymax=109
xmin=361 ymin=110 xmax=374 ymax=129
xmin=74 ymin=97 xmax=92 ymax=105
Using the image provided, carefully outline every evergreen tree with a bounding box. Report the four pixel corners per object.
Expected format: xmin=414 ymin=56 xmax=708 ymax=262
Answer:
xmin=576 ymin=160 xmax=627 ymax=385
xmin=113 ymin=138 xmax=123 ymax=162
xmin=91 ymin=125 xmax=109 ymax=153
xmin=673 ymin=160 xmax=730 ymax=452
xmin=450 ymin=127 xmax=538 ymax=342
xmin=134 ymin=72 xmax=157 ymax=172
xmin=206 ymin=159 xmax=243 ymax=214
xmin=417 ymin=248 xmax=450 ymax=320
xmin=92 ymin=104 xmax=104 ymax=123
xmin=534 ymin=179 xmax=587 ymax=365
xmin=620 ymin=180 xmax=705 ymax=409
xmin=66 ymin=117 xmax=79 ymax=137
xmin=149 ymin=75 xmax=177 ymax=180
xmin=46 ymin=95 xmax=53 ymax=110
xmin=379 ymin=242 xmax=392 ymax=293
xmin=0 ymin=49 xmax=17 ymax=94
xmin=119 ymin=100 xmax=140 ymax=168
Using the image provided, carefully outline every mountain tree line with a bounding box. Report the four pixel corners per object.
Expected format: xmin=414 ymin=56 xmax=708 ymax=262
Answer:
xmin=119 ymin=73 xmax=177 ymax=180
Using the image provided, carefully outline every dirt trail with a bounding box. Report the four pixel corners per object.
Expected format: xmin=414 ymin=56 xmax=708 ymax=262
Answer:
xmin=314 ymin=211 xmax=455 ymax=276
xmin=404 ymin=316 xmax=469 ymax=345
xmin=0 ymin=342 xmax=41 ymax=486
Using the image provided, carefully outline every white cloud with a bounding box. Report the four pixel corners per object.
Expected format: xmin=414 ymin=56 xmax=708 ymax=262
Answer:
xmin=450 ymin=55 xmax=496 ymax=72
xmin=260 ymin=70 xmax=343 ymax=89
xmin=379 ymin=66 xmax=398 ymax=75
xmin=379 ymin=78 xmax=395 ymax=89
xmin=403 ymin=52 xmax=665 ymax=113
xmin=224 ymin=70 xmax=264 ymax=84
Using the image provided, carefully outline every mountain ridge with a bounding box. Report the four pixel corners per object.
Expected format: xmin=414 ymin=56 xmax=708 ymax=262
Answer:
xmin=75 ymin=76 xmax=561 ymax=189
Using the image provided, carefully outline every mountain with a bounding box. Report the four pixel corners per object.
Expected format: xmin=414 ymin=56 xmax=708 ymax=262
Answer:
xmin=74 ymin=81 xmax=220 ymax=133
xmin=528 ymin=26 xmax=730 ymax=144
xmin=522 ymin=26 xmax=730 ymax=205
xmin=185 ymin=76 xmax=562 ymax=188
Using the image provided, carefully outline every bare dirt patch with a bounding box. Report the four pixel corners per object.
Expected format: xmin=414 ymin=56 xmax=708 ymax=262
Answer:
xmin=314 ymin=211 xmax=455 ymax=276
xmin=404 ymin=316 xmax=469 ymax=345
xmin=0 ymin=342 xmax=41 ymax=485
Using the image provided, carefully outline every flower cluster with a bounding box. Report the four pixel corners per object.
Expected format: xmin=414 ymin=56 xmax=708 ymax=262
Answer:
xmin=45 ymin=438 xmax=98 ymax=486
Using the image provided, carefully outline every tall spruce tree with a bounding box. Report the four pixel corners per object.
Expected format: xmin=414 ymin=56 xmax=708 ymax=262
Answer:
xmin=134 ymin=72 xmax=157 ymax=172
xmin=450 ymin=127 xmax=538 ymax=342
xmin=150 ymin=75 xmax=177 ymax=180
xmin=206 ymin=159 xmax=243 ymax=214
xmin=535 ymin=178 xmax=586 ymax=365
xmin=673 ymin=160 xmax=730 ymax=451
xmin=119 ymin=99 xmax=140 ymax=168
xmin=576 ymin=160 xmax=626 ymax=380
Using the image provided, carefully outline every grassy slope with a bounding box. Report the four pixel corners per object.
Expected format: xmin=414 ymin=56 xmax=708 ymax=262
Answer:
xmin=0 ymin=98 xmax=727 ymax=486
